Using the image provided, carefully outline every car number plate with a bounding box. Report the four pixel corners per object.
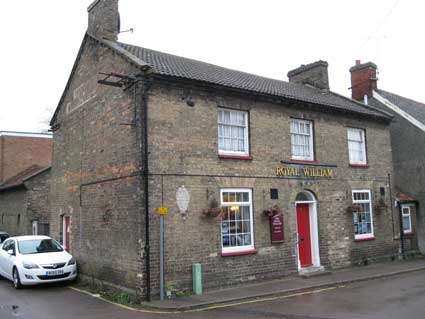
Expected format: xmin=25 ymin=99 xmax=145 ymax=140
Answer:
xmin=46 ymin=269 xmax=64 ymax=276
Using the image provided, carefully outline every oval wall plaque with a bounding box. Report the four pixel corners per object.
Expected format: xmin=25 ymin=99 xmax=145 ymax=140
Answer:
xmin=176 ymin=186 xmax=190 ymax=215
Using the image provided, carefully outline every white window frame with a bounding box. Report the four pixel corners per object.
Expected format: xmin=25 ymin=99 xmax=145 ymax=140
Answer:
xmin=217 ymin=108 xmax=249 ymax=156
xmin=220 ymin=188 xmax=254 ymax=254
xmin=401 ymin=205 xmax=412 ymax=234
xmin=290 ymin=119 xmax=314 ymax=161
xmin=352 ymin=190 xmax=374 ymax=240
xmin=347 ymin=128 xmax=367 ymax=165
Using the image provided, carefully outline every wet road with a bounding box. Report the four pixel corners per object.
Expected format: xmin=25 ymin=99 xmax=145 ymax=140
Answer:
xmin=1 ymin=270 xmax=425 ymax=319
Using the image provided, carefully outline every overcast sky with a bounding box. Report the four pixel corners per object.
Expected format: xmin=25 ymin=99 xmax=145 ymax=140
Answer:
xmin=1 ymin=0 xmax=423 ymax=132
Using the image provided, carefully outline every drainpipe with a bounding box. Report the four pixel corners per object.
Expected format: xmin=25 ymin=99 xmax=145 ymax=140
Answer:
xmin=388 ymin=173 xmax=395 ymax=238
xmin=397 ymin=200 xmax=405 ymax=259
xmin=136 ymin=76 xmax=153 ymax=301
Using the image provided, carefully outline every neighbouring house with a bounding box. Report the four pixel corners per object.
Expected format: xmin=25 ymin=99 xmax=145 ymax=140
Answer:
xmin=0 ymin=165 xmax=51 ymax=236
xmin=49 ymin=0 xmax=399 ymax=300
xmin=350 ymin=60 xmax=423 ymax=256
xmin=0 ymin=131 xmax=52 ymax=184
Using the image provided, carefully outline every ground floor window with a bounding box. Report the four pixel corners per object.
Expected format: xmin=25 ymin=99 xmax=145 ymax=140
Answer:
xmin=352 ymin=190 xmax=374 ymax=239
xmin=220 ymin=188 xmax=254 ymax=253
xmin=401 ymin=205 xmax=412 ymax=234
xmin=32 ymin=220 xmax=38 ymax=235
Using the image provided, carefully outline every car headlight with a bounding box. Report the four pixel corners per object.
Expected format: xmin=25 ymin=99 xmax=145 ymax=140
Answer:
xmin=67 ymin=257 xmax=76 ymax=266
xmin=22 ymin=261 xmax=39 ymax=269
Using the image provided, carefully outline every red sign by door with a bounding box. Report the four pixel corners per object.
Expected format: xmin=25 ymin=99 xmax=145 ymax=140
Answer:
xmin=296 ymin=204 xmax=312 ymax=267
xmin=270 ymin=213 xmax=284 ymax=243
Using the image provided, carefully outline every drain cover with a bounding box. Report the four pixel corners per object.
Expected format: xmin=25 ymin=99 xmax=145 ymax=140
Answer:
xmin=0 ymin=305 xmax=20 ymax=318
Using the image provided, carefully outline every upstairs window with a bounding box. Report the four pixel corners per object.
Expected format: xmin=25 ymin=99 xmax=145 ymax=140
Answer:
xmin=352 ymin=190 xmax=374 ymax=240
xmin=290 ymin=119 xmax=314 ymax=161
xmin=218 ymin=109 xmax=249 ymax=156
xmin=347 ymin=128 xmax=367 ymax=165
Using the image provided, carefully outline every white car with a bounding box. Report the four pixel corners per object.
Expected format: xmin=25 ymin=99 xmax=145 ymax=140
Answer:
xmin=0 ymin=235 xmax=77 ymax=289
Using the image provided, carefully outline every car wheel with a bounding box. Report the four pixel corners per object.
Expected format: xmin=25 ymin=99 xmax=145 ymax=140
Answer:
xmin=13 ymin=268 xmax=22 ymax=289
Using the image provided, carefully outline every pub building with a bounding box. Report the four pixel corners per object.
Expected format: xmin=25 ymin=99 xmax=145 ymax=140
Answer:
xmin=49 ymin=0 xmax=401 ymax=298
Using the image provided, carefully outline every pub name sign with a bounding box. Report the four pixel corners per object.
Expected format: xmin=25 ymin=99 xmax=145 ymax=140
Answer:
xmin=276 ymin=166 xmax=334 ymax=178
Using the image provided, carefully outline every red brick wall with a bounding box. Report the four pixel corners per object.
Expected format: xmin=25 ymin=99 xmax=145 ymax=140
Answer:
xmin=0 ymin=135 xmax=52 ymax=183
xmin=350 ymin=62 xmax=378 ymax=101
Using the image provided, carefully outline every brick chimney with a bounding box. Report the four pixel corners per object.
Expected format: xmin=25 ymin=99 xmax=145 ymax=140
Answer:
xmin=287 ymin=60 xmax=330 ymax=90
xmin=87 ymin=0 xmax=120 ymax=41
xmin=350 ymin=60 xmax=378 ymax=101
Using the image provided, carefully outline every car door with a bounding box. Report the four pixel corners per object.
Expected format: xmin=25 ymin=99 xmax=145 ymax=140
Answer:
xmin=0 ymin=240 xmax=12 ymax=279
xmin=3 ymin=240 xmax=16 ymax=279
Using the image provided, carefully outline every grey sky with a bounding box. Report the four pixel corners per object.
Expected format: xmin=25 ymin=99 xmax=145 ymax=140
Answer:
xmin=1 ymin=0 xmax=423 ymax=133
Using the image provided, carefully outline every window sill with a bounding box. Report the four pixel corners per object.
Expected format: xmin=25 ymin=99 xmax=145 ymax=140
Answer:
xmin=403 ymin=232 xmax=415 ymax=236
xmin=221 ymin=249 xmax=257 ymax=257
xmin=218 ymin=154 xmax=253 ymax=160
xmin=349 ymin=164 xmax=369 ymax=168
xmin=354 ymin=236 xmax=375 ymax=242
xmin=289 ymin=159 xmax=318 ymax=164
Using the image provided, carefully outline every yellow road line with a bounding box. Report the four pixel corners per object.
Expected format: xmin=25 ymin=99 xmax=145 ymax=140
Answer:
xmin=69 ymin=286 xmax=178 ymax=314
xmin=185 ymin=286 xmax=346 ymax=313
xmin=69 ymin=284 xmax=346 ymax=314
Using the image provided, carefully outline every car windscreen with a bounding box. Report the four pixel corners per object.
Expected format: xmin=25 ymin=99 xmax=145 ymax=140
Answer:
xmin=18 ymin=239 xmax=63 ymax=255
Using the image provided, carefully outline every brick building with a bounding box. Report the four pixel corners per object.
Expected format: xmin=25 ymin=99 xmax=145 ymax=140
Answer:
xmin=0 ymin=166 xmax=51 ymax=236
xmin=49 ymin=0 xmax=399 ymax=299
xmin=0 ymin=131 xmax=52 ymax=184
xmin=350 ymin=60 xmax=423 ymax=255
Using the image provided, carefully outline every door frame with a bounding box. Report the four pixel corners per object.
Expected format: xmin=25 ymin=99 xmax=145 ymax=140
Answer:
xmin=62 ymin=216 xmax=71 ymax=252
xmin=295 ymin=190 xmax=321 ymax=270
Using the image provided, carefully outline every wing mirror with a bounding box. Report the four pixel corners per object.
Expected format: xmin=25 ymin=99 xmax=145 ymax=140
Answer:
xmin=7 ymin=249 xmax=14 ymax=256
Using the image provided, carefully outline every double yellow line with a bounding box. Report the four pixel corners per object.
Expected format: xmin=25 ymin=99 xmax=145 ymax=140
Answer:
xmin=70 ymin=285 xmax=345 ymax=314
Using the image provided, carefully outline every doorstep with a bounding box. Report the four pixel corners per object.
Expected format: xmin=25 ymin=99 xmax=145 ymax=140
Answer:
xmin=298 ymin=265 xmax=329 ymax=278
xmin=143 ymin=257 xmax=425 ymax=311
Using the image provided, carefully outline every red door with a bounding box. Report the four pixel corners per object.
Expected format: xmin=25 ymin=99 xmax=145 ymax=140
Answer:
xmin=64 ymin=216 xmax=71 ymax=252
xmin=296 ymin=204 xmax=312 ymax=267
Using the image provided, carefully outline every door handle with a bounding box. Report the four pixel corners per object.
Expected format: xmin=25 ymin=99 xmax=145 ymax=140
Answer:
xmin=300 ymin=237 xmax=305 ymax=242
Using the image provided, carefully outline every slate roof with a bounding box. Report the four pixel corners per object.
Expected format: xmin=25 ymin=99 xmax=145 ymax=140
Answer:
xmin=376 ymin=89 xmax=425 ymax=125
xmin=100 ymin=37 xmax=390 ymax=121
xmin=0 ymin=165 xmax=50 ymax=192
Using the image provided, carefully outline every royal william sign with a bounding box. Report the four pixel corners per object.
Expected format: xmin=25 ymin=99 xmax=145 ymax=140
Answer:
xmin=276 ymin=165 xmax=335 ymax=178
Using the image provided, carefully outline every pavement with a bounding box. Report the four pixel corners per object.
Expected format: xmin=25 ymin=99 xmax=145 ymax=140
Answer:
xmin=145 ymin=257 xmax=425 ymax=311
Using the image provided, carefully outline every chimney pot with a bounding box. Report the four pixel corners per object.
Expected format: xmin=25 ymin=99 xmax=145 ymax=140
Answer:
xmin=356 ymin=59 xmax=361 ymax=65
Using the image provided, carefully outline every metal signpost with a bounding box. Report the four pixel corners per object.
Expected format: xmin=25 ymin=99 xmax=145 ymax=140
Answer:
xmin=157 ymin=206 xmax=168 ymax=300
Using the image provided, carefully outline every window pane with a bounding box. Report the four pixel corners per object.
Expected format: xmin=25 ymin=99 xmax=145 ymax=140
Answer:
xmin=348 ymin=129 xmax=366 ymax=163
xmin=353 ymin=191 xmax=373 ymax=236
xmin=291 ymin=119 xmax=313 ymax=159
xmin=220 ymin=190 xmax=252 ymax=251
xmin=218 ymin=109 xmax=248 ymax=153
xmin=403 ymin=216 xmax=410 ymax=231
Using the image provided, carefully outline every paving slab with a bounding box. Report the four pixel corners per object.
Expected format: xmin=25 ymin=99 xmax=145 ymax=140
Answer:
xmin=144 ymin=257 xmax=425 ymax=311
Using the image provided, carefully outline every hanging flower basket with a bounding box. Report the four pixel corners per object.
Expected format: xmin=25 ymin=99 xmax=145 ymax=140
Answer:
xmin=202 ymin=198 xmax=223 ymax=217
xmin=263 ymin=205 xmax=282 ymax=217
xmin=346 ymin=204 xmax=362 ymax=214
xmin=374 ymin=198 xmax=388 ymax=214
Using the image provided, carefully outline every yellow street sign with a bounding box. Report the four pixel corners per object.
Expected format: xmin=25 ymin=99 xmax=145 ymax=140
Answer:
xmin=157 ymin=206 xmax=168 ymax=216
